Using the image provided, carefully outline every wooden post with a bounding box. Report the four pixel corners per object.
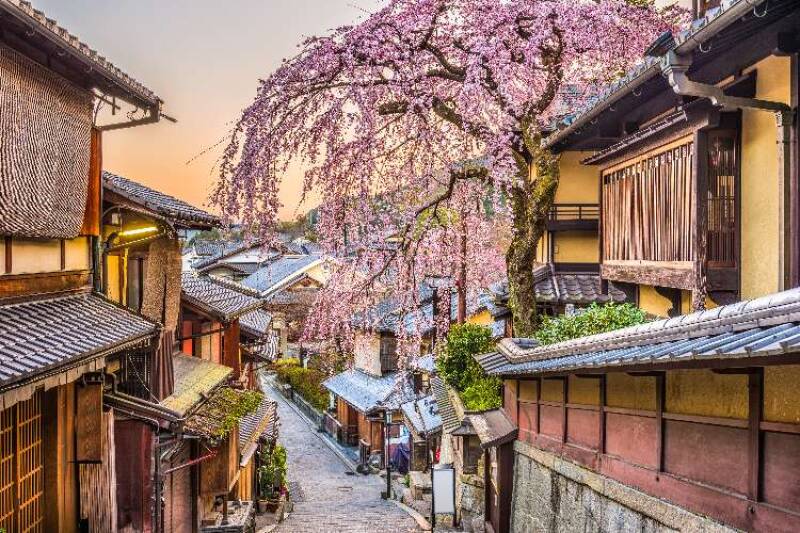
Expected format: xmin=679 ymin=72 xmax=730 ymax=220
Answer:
xmin=748 ymin=369 xmax=763 ymax=502
xmin=223 ymin=320 xmax=241 ymax=377
xmin=4 ymin=236 xmax=11 ymax=274
xmin=598 ymin=375 xmax=606 ymax=454
xmin=562 ymin=377 xmax=568 ymax=444
xmin=655 ymin=373 xmax=665 ymax=472
xmin=692 ymin=130 xmax=709 ymax=310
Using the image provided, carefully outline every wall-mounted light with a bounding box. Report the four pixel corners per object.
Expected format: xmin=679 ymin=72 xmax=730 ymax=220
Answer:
xmin=119 ymin=226 xmax=158 ymax=238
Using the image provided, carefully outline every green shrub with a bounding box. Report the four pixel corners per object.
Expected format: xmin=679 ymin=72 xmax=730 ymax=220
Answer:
xmin=258 ymin=443 xmax=288 ymax=500
xmin=437 ymin=323 xmax=501 ymax=411
xmin=535 ymin=303 xmax=647 ymax=346
xmin=461 ymin=375 xmax=503 ymax=411
xmin=274 ymin=357 xmax=328 ymax=411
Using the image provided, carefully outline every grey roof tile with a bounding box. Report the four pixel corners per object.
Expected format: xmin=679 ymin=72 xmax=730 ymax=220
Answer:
xmin=181 ymin=273 xmax=263 ymax=321
xmin=401 ymin=395 xmax=442 ymax=437
xmin=430 ymin=376 xmax=461 ymax=433
xmin=1 ymin=0 xmax=160 ymax=107
xmin=241 ymin=255 xmax=322 ymax=295
xmin=0 ymin=293 xmax=158 ymax=390
xmin=103 ymin=172 xmax=219 ymax=228
xmin=476 ymin=288 xmax=800 ymax=376
xmin=323 ymin=370 xmax=399 ymax=414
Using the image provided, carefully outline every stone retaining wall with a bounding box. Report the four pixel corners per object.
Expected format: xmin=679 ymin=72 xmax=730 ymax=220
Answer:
xmin=510 ymin=441 xmax=737 ymax=533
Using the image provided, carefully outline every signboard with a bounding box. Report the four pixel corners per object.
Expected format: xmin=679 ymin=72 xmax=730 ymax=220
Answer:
xmin=432 ymin=466 xmax=456 ymax=515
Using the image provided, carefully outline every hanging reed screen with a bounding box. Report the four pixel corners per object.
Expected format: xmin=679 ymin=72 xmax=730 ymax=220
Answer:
xmin=0 ymin=391 xmax=44 ymax=532
xmin=602 ymin=137 xmax=695 ymax=264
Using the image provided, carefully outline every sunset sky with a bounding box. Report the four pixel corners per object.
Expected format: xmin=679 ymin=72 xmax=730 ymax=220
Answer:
xmin=35 ymin=0 xmax=380 ymax=220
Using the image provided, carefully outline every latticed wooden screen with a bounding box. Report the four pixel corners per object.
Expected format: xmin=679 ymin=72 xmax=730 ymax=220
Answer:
xmin=602 ymin=138 xmax=695 ymax=263
xmin=0 ymin=392 xmax=44 ymax=532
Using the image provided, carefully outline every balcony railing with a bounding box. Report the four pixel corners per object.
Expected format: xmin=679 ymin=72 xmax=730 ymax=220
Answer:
xmin=546 ymin=203 xmax=599 ymax=231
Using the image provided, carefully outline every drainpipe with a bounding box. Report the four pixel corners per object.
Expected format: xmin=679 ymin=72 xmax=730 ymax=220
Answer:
xmin=661 ymin=51 xmax=795 ymax=291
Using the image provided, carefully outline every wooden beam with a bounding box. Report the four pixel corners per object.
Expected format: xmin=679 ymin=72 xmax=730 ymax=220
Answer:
xmin=59 ymin=239 xmax=66 ymax=271
xmin=601 ymin=262 xmax=696 ymax=291
xmin=598 ymin=375 xmax=606 ymax=455
xmin=656 ymin=373 xmax=665 ymax=473
xmin=4 ymin=236 xmax=11 ymax=274
xmin=562 ymin=378 xmax=568 ymax=444
xmin=748 ymin=369 xmax=763 ymax=502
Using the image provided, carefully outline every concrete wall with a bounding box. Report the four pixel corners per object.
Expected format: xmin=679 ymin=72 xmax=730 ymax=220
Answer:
xmin=510 ymin=441 xmax=735 ymax=533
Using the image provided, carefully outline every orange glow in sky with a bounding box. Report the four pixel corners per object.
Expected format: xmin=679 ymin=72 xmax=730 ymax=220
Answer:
xmin=34 ymin=0 xmax=380 ymax=220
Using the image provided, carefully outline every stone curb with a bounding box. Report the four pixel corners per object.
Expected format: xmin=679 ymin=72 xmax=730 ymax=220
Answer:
xmin=389 ymin=499 xmax=433 ymax=531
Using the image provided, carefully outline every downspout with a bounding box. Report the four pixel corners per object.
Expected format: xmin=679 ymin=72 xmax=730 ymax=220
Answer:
xmin=661 ymin=51 xmax=795 ymax=291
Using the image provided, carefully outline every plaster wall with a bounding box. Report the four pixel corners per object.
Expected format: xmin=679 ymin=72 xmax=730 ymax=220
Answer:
xmin=553 ymin=232 xmax=598 ymax=263
xmin=353 ymin=332 xmax=382 ymax=376
xmin=740 ymin=55 xmax=791 ymax=299
xmin=11 ymin=238 xmax=60 ymax=273
xmin=555 ymin=151 xmax=599 ymax=204
xmin=637 ymin=285 xmax=673 ymax=318
xmin=467 ymin=309 xmax=493 ymax=327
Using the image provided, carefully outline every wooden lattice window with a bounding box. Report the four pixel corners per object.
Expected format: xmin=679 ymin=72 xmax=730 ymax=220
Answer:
xmin=0 ymin=392 xmax=44 ymax=532
xmin=380 ymin=335 xmax=398 ymax=374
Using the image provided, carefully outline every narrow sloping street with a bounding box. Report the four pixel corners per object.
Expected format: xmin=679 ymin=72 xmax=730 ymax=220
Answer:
xmin=263 ymin=378 xmax=421 ymax=533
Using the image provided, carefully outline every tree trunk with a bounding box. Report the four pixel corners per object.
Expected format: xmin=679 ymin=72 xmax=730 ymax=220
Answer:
xmin=506 ymin=143 xmax=559 ymax=337
xmin=457 ymin=218 xmax=467 ymax=323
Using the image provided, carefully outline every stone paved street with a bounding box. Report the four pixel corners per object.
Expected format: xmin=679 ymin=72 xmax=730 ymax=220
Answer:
xmin=263 ymin=378 xmax=421 ymax=533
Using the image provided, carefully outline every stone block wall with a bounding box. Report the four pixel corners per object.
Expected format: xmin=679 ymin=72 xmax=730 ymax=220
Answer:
xmin=510 ymin=441 xmax=736 ymax=533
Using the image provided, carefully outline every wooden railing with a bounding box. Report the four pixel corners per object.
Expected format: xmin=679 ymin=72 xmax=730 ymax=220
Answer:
xmin=548 ymin=203 xmax=599 ymax=222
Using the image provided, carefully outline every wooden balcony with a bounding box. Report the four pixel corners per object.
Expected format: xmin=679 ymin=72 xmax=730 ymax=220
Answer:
xmin=546 ymin=203 xmax=599 ymax=232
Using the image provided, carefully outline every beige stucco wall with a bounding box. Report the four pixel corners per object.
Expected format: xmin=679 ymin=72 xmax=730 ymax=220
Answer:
xmin=555 ymin=151 xmax=599 ymax=204
xmin=11 ymin=238 xmax=61 ymax=274
xmin=467 ymin=309 xmax=493 ymax=327
xmin=64 ymin=237 xmax=90 ymax=271
xmin=740 ymin=55 xmax=791 ymax=299
xmin=305 ymin=261 xmax=330 ymax=285
xmin=353 ymin=332 xmax=381 ymax=376
xmin=554 ymin=232 xmax=599 ymax=263
xmin=637 ymin=285 xmax=672 ymax=318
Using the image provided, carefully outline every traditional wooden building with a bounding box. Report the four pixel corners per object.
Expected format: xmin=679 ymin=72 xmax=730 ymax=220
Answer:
xmin=0 ymin=2 xmax=168 ymax=531
xmin=474 ymin=1 xmax=800 ymax=531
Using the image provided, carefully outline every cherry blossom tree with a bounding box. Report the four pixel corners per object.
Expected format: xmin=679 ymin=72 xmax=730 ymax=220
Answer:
xmin=214 ymin=0 xmax=684 ymax=341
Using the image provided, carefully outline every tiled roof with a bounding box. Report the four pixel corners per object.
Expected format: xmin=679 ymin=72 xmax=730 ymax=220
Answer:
xmin=430 ymin=376 xmax=461 ymax=433
xmin=103 ymin=172 xmax=219 ymax=228
xmin=188 ymin=240 xmax=243 ymax=259
xmin=401 ymin=395 xmax=442 ymax=437
xmin=323 ymin=370 xmax=399 ymax=414
xmin=0 ymin=293 xmax=158 ymax=391
xmin=484 ymin=267 xmax=627 ymax=310
xmin=181 ymin=273 xmax=263 ymax=321
xmin=239 ymin=396 xmax=278 ymax=457
xmin=159 ymin=354 xmax=231 ymax=416
xmin=192 ymin=241 xmax=281 ymax=271
xmin=476 ymin=288 xmax=800 ymax=377
xmin=0 ymin=0 xmax=160 ymax=108
xmin=241 ymin=255 xmax=322 ymax=295
xmin=239 ymin=309 xmax=273 ymax=338
xmin=460 ymin=410 xmax=517 ymax=449
xmin=183 ymin=386 xmax=258 ymax=440
xmin=412 ymin=354 xmax=435 ymax=374
xmin=543 ymin=0 xmax=771 ymax=149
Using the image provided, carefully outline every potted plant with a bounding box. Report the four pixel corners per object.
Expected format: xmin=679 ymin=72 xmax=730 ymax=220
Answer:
xmin=257 ymin=444 xmax=287 ymax=514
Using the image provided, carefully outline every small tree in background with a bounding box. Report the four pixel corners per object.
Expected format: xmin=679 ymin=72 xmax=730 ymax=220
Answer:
xmin=437 ymin=323 xmax=501 ymax=411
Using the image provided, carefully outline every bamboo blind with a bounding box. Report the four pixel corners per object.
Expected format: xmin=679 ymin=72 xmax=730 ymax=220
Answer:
xmin=0 ymin=392 xmax=43 ymax=532
xmin=0 ymin=45 xmax=93 ymax=239
xmin=602 ymin=138 xmax=695 ymax=263
xmin=79 ymin=409 xmax=118 ymax=533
